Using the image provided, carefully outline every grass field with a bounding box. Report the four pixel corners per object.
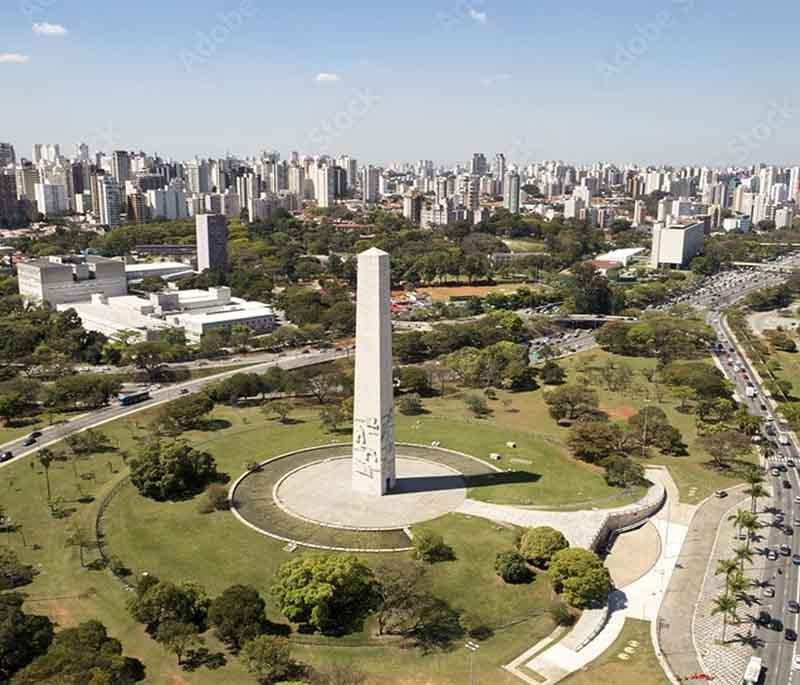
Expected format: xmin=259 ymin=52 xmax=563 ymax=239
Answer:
xmin=561 ymin=619 xmax=668 ymax=685
xmin=502 ymin=239 xmax=547 ymax=253
xmin=403 ymin=282 xmax=545 ymax=303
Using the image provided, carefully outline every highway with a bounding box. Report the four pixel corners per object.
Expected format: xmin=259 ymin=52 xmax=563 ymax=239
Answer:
xmin=0 ymin=348 xmax=349 ymax=472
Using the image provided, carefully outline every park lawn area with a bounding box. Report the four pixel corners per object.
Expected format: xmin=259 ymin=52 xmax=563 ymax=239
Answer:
xmin=410 ymin=282 xmax=546 ymax=303
xmin=560 ymin=619 xmax=668 ymax=685
xmin=3 ymin=400 xmax=573 ymax=685
xmin=0 ymin=408 xmax=85 ymax=445
xmin=425 ymin=348 xmax=754 ymax=505
xmin=772 ymin=349 xmax=800 ymax=399
xmin=503 ymin=238 xmax=547 ymax=253
xmin=185 ymin=362 xmax=258 ymax=380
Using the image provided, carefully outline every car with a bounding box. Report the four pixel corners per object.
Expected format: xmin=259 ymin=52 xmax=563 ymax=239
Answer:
xmin=793 ymin=555 xmax=800 ymax=565
xmin=770 ymin=617 xmax=783 ymax=630
xmin=22 ymin=437 xmax=36 ymax=447
xmin=781 ymin=544 xmax=792 ymax=556
xmin=178 ymin=389 xmax=189 ymax=395
xmin=794 ymin=654 xmax=800 ymax=670
xmin=787 ymin=628 xmax=798 ymax=641
xmin=714 ymin=490 xmax=728 ymax=498
xmin=772 ymin=468 xmax=781 ymax=477
xmin=789 ymin=459 xmax=797 ymax=467
xmin=0 ymin=451 xmax=12 ymax=463
xmin=785 ymin=480 xmax=793 ymax=489
xmin=759 ymin=610 xmax=772 ymax=625
xmin=795 ymin=495 xmax=800 ymax=504
xmin=29 ymin=431 xmax=42 ymax=439
xmin=768 ymin=549 xmax=779 ymax=561
xmin=789 ymin=601 xmax=800 ymax=614
xmin=786 ymin=526 xmax=795 ymax=536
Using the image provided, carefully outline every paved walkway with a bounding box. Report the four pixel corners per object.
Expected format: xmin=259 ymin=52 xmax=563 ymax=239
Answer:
xmin=504 ymin=468 xmax=690 ymax=685
xmin=692 ymin=493 xmax=762 ymax=685
xmin=657 ymin=485 xmax=748 ymax=683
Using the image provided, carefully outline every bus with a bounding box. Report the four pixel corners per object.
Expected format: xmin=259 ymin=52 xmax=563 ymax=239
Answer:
xmin=117 ymin=390 xmax=151 ymax=407
xmin=743 ymin=656 xmax=762 ymax=684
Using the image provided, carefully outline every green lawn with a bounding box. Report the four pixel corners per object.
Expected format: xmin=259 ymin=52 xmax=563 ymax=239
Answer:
xmin=561 ymin=619 xmax=668 ymax=685
xmin=503 ymin=238 xmax=546 ymax=253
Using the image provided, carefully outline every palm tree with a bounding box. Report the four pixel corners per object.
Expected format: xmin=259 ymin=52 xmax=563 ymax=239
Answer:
xmin=715 ymin=558 xmax=739 ymax=580
xmin=741 ymin=515 xmax=761 ymax=551
xmin=744 ymin=482 xmax=769 ymax=514
xmin=728 ymin=509 xmax=751 ymax=540
xmin=711 ymin=594 xmax=738 ymax=642
xmin=734 ymin=545 xmax=754 ymax=572
xmin=727 ymin=571 xmax=749 ymax=603
xmin=37 ymin=448 xmax=54 ymax=503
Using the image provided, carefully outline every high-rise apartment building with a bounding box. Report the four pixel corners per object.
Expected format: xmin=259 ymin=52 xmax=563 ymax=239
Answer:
xmin=0 ymin=171 xmax=17 ymax=226
xmin=111 ymin=151 xmax=131 ymax=186
xmin=196 ymin=213 xmax=229 ymax=272
xmin=503 ymin=171 xmax=521 ymax=214
xmin=361 ymin=165 xmax=380 ymax=205
xmin=0 ymin=143 xmax=15 ymax=168
xmin=34 ymin=183 xmax=69 ymax=216
xmin=402 ymin=193 xmax=423 ymax=226
xmin=98 ymin=175 xmax=122 ymax=227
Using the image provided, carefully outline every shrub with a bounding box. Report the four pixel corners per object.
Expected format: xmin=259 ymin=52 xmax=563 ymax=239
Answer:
xmin=519 ymin=527 xmax=569 ymax=568
xmin=397 ymin=394 xmax=424 ymax=415
xmin=494 ymin=551 xmax=534 ymax=584
xmin=548 ymin=548 xmax=611 ymax=608
xmin=464 ymin=394 xmax=491 ymax=417
xmin=548 ymin=601 xmax=576 ymax=626
xmin=412 ymin=530 xmax=455 ymax=564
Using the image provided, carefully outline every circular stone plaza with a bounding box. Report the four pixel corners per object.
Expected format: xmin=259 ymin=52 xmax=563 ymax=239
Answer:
xmin=230 ymin=443 xmax=499 ymax=552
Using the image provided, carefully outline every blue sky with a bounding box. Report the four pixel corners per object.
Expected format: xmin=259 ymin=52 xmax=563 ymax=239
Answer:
xmin=2 ymin=0 xmax=799 ymax=166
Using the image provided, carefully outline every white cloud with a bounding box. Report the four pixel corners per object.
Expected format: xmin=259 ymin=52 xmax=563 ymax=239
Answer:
xmin=33 ymin=22 xmax=68 ymax=36
xmin=315 ymin=72 xmax=341 ymax=82
xmin=0 ymin=53 xmax=30 ymax=64
xmin=468 ymin=8 xmax=488 ymax=23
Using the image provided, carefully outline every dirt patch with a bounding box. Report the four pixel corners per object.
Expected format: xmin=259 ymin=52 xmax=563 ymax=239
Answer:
xmin=605 ymin=405 xmax=637 ymax=419
xmin=393 ymin=283 xmax=542 ymax=303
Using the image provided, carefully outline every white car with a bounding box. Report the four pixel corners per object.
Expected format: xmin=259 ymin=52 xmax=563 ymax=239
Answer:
xmin=794 ymin=654 xmax=800 ymax=670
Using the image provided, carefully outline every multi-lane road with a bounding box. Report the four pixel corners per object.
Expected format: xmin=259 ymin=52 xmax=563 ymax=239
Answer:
xmin=0 ymin=347 xmax=349 ymax=471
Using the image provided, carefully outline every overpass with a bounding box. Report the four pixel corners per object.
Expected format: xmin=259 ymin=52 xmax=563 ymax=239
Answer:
xmin=731 ymin=261 xmax=800 ymax=274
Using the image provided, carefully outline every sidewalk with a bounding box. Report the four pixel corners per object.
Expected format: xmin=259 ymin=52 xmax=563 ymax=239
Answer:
xmin=657 ymin=485 xmax=748 ymax=682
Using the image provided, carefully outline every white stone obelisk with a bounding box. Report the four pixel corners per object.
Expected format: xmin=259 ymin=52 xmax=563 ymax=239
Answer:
xmin=352 ymin=248 xmax=396 ymax=496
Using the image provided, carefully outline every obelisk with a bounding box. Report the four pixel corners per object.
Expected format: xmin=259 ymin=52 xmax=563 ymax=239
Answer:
xmin=352 ymin=248 xmax=396 ymax=496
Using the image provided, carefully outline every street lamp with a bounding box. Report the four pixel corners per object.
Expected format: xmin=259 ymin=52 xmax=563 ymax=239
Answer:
xmin=465 ymin=641 xmax=480 ymax=685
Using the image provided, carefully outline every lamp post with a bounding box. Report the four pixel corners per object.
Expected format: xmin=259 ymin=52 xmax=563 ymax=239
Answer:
xmin=465 ymin=641 xmax=480 ymax=685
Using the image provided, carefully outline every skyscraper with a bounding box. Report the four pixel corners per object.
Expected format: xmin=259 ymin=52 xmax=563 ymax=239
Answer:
xmin=503 ymin=171 xmax=521 ymax=214
xmin=402 ymin=193 xmax=423 ymax=226
xmin=361 ymin=165 xmax=380 ymax=205
xmin=0 ymin=143 xmax=15 ymax=168
xmin=111 ymin=151 xmax=131 ymax=186
xmin=98 ymin=175 xmax=122 ymax=227
xmin=0 ymin=171 xmax=18 ymax=226
xmin=196 ymin=214 xmax=229 ymax=272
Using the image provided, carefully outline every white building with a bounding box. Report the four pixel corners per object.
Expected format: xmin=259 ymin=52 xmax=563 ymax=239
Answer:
xmin=650 ymin=221 xmax=705 ymax=268
xmin=59 ymin=287 xmax=276 ymax=343
xmin=18 ymin=255 xmax=128 ymax=306
xmin=775 ymin=206 xmax=795 ymax=229
xmin=34 ymin=183 xmax=69 ymax=216
xmin=97 ymin=175 xmax=122 ymax=227
xmin=721 ymin=214 xmax=752 ymax=233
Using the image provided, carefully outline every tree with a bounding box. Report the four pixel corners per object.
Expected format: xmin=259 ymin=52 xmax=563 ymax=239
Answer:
xmin=127 ymin=576 xmax=209 ymax=634
xmin=12 ymin=619 xmax=143 ymax=684
xmin=208 ymin=585 xmax=266 ymax=651
xmin=158 ymin=393 xmax=215 ymax=433
xmin=519 ymin=527 xmax=569 ymax=568
xmin=240 ymin=636 xmax=292 ymax=685
xmin=0 ymin=593 xmax=54 ymax=683
xmin=544 ymin=385 xmax=600 ymax=423
xmin=495 ymin=551 xmax=534 ymax=584
xmin=121 ymin=341 xmax=173 ymax=382
xmin=271 ymin=555 xmax=379 ymax=635
xmin=396 ymin=367 xmax=432 ymax=396
xmin=539 ymin=360 xmax=566 ymax=386
xmin=319 ymin=404 xmax=347 ymax=433
xmin=464 ymin=394 xmax=491 ymax=417
xmin=37 ymin=448 xmax=54 ymax=503
xmin=0 ymin=546 xmax=36 ymax=589
xmin=397 ymin=393 xmax=424 ymax=415
xmin=711 ymin=594 xmax=738 ymax=642
xmin=155 ymin=620 xmax=202 ymax=666
xmin=129 ymin=440 xmax=221 ymax=501
xmin=0 ymin=393 xmax=25 ymax=426
xmin=374 ymin=561 xmax=428 ymax=636
xmin=548 ymin=548 xmax=611 ymax=608
xmin=743 ymin=470 xmax=768 ymax=514
xmin=714 ymin=558 xmax=739 ymax=581
xmin=733 ymin=545 xmax=753 ymax=572
xmin=699 ymin=430 xmax=752 ymax=469
xmin=262 ymin=401 xmax=292 ymax=424
xmin=412 ymin=529 xmax=455 ymax=563
xmin=567 ymin=421 xmax=623 ymax=464
xmin=602 ymin=455 xmax=646 ymax=488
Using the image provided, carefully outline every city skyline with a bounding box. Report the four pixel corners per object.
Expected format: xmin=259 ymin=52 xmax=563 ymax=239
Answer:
xmin=2 ymin=0 xmax=799 ymax=165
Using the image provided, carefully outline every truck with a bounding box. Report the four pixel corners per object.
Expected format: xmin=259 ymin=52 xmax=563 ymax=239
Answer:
xmin=745 ymin=386 xmax=757 ymax=399
xmin=743 ymin=655 xmax=762 ymax=684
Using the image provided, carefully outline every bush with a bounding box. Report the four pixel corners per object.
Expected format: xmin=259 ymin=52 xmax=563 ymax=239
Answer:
xmin=602 ymin=455 xmax=646 ymax=488
xmin=494 ymin=551 xmax=534 ymax=584
xmin=397 ymin=393 xmax=424 ymax=415
xmin=519 ymin=527 xmax=569 ymax=568
xmin=412 ymin=530 xmax=455 ymax=564
xmin=548 ymin=601 xmax=576 ymax=626
xmin=208 ymin=585 xmax=266 ymax=651
xmin=129 ymin=440 xmax=222 ymax=502
xmin=464 ymin=394 xmax=491 ymax=417
xmin=458 ymin=611 xmax=492 ymax=641
xmin=540 ymin=360 xmax=566 ymax=385
xmin=548 ymin=548 xmax=611 ymax=608
xmin=240 ymin=635 xmax=292 ymax=684
xmin=205 ymin=483 xmax=230 ymax=512
xmin=0 ymin=546 xmax=37 ymax=589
